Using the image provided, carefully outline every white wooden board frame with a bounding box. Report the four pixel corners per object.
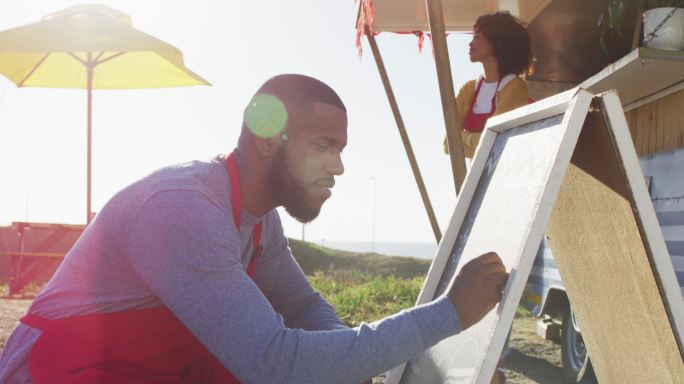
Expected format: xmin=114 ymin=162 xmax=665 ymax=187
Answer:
xmin=386 ymin=88 xmax=594 ymax=384
xmin=387 ymin=88 xmax=684 ymax=383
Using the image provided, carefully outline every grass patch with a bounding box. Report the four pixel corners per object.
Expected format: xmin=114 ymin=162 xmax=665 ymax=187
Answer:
xmin=290 ymin=239 xmax=429 ymax=326
xmin=309 ymin=270 xmax=423 ymax=327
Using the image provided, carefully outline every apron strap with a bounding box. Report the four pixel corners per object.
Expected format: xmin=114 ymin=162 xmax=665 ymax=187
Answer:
xmin=225 ymin=153 xmax=263 ymax=278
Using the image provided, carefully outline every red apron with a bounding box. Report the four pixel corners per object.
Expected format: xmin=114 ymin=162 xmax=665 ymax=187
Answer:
xmin=463 ymin=78 xmax=502 ymax=133
xmin=20 ymin=153 xmax=262 ymax=384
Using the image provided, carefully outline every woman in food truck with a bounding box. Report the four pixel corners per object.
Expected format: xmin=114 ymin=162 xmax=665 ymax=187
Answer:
xmin=444 ymin=11 xmax=533 ymax=159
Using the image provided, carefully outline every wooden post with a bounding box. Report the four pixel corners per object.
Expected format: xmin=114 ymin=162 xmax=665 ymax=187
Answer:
xmin=365 ymin=26 xmax=442 ymax=243
xmin=425 ymin=0 xmax=467 ymax=194
xmin=631 ymin=1 xmax=644 ymax=50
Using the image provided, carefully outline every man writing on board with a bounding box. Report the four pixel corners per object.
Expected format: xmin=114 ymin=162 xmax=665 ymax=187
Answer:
xmin=0 ymin=74 xmax=508 ymax=384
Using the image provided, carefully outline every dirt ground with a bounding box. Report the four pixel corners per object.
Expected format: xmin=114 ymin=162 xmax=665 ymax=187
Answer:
xmin=0 ymin=298 xmax=30 ymax=352
xmin=0 ymin=299 xmax=565 ymax=383
xmin=505 ymin=316 xmax=564 ymax=383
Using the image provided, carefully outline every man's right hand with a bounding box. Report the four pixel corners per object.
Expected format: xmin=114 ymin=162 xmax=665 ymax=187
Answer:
xmin=446 ymin=252 xmax=508 ymax=331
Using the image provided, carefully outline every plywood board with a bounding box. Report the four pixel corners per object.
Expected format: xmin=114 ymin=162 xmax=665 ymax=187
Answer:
xmin=545 ymin=94 xmax=684 ymax=383
xmin=600 ymin=92 xmax=684 ymax=340
xmin=386 ymin=88 xmax=593 ymax=384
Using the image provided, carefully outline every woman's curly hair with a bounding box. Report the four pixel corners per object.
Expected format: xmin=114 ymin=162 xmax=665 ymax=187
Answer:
xmin=474 ymin=12 xmax=532 ymax=77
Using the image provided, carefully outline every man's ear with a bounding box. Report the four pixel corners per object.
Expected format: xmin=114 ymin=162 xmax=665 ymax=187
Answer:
xmin=253 ymin=132 xmax=283 ymax=157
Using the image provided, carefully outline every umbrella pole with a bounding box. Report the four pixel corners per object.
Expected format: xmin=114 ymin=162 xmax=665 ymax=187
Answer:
xmin=86 ymin=57 xmax=93 ymax=224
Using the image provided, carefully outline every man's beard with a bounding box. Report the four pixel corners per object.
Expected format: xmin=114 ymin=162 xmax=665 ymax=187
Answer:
xmin=269 ymin=146 xmax=322 ymax=223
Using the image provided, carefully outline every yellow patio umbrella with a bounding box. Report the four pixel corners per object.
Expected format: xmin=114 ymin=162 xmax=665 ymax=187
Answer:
xmin=0 ymin=3 xmax=210 ymax=223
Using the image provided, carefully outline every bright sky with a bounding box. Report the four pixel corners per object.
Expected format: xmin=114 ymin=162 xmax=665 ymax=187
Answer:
xmin=0 ymin=0 xmax=482 ymax=243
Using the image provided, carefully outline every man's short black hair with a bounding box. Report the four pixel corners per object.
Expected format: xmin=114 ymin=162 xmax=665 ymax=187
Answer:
xmin=255 ymin=74 xmax=346 ymax=112
xmin=240 ymin=74 xmax=347 ymax=140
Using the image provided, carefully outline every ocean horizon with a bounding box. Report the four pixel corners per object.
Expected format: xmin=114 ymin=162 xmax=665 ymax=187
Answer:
xmin=309 ymin=240 xmax=438 ymax=259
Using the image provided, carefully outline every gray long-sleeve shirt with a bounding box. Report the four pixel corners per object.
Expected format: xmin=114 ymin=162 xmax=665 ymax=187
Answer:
xmin=0 ymin=156 xmax=460 ymax=384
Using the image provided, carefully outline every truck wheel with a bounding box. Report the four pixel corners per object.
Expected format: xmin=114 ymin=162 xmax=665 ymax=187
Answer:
xmin=561 ymin=305 xmax=596 ymax=383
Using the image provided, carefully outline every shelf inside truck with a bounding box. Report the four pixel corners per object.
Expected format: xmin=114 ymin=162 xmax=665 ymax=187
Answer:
xmin=580 ymin=48 xmax=684 ymax=110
